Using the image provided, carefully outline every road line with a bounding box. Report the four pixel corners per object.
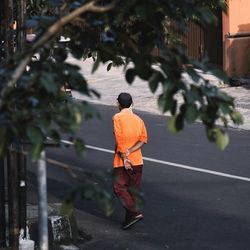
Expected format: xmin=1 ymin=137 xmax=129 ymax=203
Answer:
xmin=85 ymin=144 xmax=114 ymax=154
xmin=142 ymin=156 xmax=250 ymax=182
xmin=60 ymin=140 xmax=250 ymax=182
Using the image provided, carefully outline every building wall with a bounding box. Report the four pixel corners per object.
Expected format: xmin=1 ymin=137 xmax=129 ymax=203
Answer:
xmin=228 ymin=0 xmax=250 ymax=34
xmin=223 ymin=0 xmax=250 ymax=78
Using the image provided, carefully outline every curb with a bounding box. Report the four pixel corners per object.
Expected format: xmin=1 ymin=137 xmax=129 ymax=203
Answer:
xmin=26 ymin=204 xmax=91 ymax=250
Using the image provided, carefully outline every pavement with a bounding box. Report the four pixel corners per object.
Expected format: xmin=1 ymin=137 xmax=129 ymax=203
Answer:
xmin=69 ymin=57 xmax=250 ymax=130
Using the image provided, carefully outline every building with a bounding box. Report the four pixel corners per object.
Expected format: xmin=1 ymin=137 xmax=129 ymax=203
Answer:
xmin=184 ymin=0 xmax=250 ymax=79
xmin=223 ymin=0 xmax=250 ymax=78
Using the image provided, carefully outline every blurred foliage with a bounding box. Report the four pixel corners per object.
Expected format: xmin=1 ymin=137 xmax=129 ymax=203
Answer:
xmin=0 ymin=0 xmax=243 ymax=159
xmin=60 ymin=170 xmax=116 ymax=216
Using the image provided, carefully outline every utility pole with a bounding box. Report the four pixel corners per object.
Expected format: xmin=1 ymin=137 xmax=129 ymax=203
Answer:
xmin=37 ymin=150 xmax=48 ymax=250
xmin=18 ymin=147 xmax=27 ymax=238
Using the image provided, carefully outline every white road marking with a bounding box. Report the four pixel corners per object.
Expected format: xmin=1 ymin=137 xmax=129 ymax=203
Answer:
xmin=85 ymin=144 xmax=114 ymax=154
xmin=142 ymin=156 xmax=250 ymax=182
xmin=59 ymin=140 xmax=250 ymax=182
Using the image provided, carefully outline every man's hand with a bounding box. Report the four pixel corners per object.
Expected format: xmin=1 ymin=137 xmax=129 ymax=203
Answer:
xmin=124 ymin=158 xmax=133 ymax=170
xmin=118 ymin=151 xmax=133 ymax=170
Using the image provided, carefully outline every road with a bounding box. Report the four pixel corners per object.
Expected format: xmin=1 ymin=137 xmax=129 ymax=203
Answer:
xmin=28 ymin=104 xmax=250 ymax=250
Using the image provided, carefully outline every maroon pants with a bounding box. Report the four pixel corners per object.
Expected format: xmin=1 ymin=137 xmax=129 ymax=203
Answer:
xmin=113 ymin=166 xmax=143 ymax=219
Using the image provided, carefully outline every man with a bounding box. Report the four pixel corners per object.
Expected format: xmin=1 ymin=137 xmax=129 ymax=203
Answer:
xmin=113 ymin=92 xmax=148 ymax=229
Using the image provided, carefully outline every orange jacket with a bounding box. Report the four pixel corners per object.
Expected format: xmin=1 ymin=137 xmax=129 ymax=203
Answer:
xmin=113 ymin=109 xmax=147 ymax=168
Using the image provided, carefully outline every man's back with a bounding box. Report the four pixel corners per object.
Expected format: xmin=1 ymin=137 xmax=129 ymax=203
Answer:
xmin=113 ymin=109 xmax=147 ymax=167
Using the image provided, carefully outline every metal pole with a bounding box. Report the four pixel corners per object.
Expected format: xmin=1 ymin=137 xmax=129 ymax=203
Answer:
xmin=37 ymin=150 xmax=48 ymax=250
xmin=18 ymin=149 xmax=27 ymax=238
xmin=0 ymin=158 xmax=6 ymax=247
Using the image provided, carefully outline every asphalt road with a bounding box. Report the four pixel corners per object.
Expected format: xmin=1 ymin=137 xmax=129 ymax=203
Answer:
xmin=28 ymin=104 xmax=250 ymax=250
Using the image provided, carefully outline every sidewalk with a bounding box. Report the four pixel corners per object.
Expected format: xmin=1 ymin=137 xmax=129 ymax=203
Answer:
xmin=69 ymin=57 xmax=250 ymax=130
xmin=27 ymin=177 xmax=152 ymax=250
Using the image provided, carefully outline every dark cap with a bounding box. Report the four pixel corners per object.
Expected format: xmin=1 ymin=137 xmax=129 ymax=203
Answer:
xmin=117 ymin=92 xmax=133 ymax=108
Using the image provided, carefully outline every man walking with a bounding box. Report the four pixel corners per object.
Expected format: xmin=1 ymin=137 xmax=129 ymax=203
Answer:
xmin=113 ymin=92 xmax=148 ymax=229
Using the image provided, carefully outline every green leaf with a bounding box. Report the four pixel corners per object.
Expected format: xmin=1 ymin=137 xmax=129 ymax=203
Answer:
xmin=135 ymin=4 xmax=152 ymax=18
xmin=157 ymin=94 xmax=165 ymax=112
xmin=158 ymin=94 xmax=177 ymax=114
xmin=81 ymin=185 xmax=95 ymax=200
xmin=206 ymin=127 xmax=216 ymax=142
xmin=185 ymin=104 xmax=199 ymax=123
xmin=137 ymin=66 xmax=152 ymax=80
xmin=74 ymin=138 xmax=85 ymax=156
xmin=90 ymin=89 xmax=101 ymax=99
xmin=219 ymin=103 xmax=231 ymax=114
xmin=31 ymin=142 xmax=43 ymax=160
xmin=40 ymin=73 xmax=58 ymax=94
xmin=215 ymin=129 xmax=229 ymax=150
xmin=220 ymin=116 xmax=228 ymax=128
xmin=149 ymin=72 xmax=162 ymax=93
xmin=209 ymin=69 xmax=228 ymax=82
xmin=50 ymin=129 xmax=60 ymax=142
xmin=125 ymin=68 xmax=136 ymax=84
xmin=104 ymin=199 xmax=115 ymax=216
xmin=199 ymin=7 xmax=217 ymax=24
xmin=92 ymin=55 xmax=100 ymax=74
xmin=217 ymin=91 xmax=234 ymax=103
xmin=74 ymin=110 xmax=82 ymax=125
xmin=60 ymin=189 xmax=77 ymax=216
xmin=60 ymin=201 xmax=74 ymax=216
xmin=52 ymin=47 xmax=67 ymax=62
xmin=175 ymin=114 xmax=184 ymax=131
xmin=186 ymin=68 xmax=200 ymax=82
xmin=168 ymin=115 xmax=178 ymax=134
xmin=107 ymin=62 xmax=112 ymax=71
xmin=81 ymin=102 xmax=100 ymax=120
xmin=27 ymin=127 xmax=43 ymax=144
xmin=27 ymin=127 xmax=44 ymax=160
xmin=231 ymin=111 xmax=244 ymax=125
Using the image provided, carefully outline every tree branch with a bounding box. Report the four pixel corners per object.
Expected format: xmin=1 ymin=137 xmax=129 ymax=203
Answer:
xmin=3 ymin=0 xmax=115 ymax=93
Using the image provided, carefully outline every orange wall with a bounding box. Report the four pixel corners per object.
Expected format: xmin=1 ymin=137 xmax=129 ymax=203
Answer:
xmin=228 ymin=0 xmax=250 ymax=34
xmin=223 ymin=0 xmax=250 ymax=78
xmin=224 ymin=37 xmax=250 ymax=78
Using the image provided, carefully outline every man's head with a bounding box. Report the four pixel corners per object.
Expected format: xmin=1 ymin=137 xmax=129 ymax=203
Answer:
xmin=117 ymin=92 xmax=133 ymax=110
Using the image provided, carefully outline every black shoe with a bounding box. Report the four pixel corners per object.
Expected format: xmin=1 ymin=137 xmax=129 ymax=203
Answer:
xmin=122 ymin=214 xmax=144 ymax=230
